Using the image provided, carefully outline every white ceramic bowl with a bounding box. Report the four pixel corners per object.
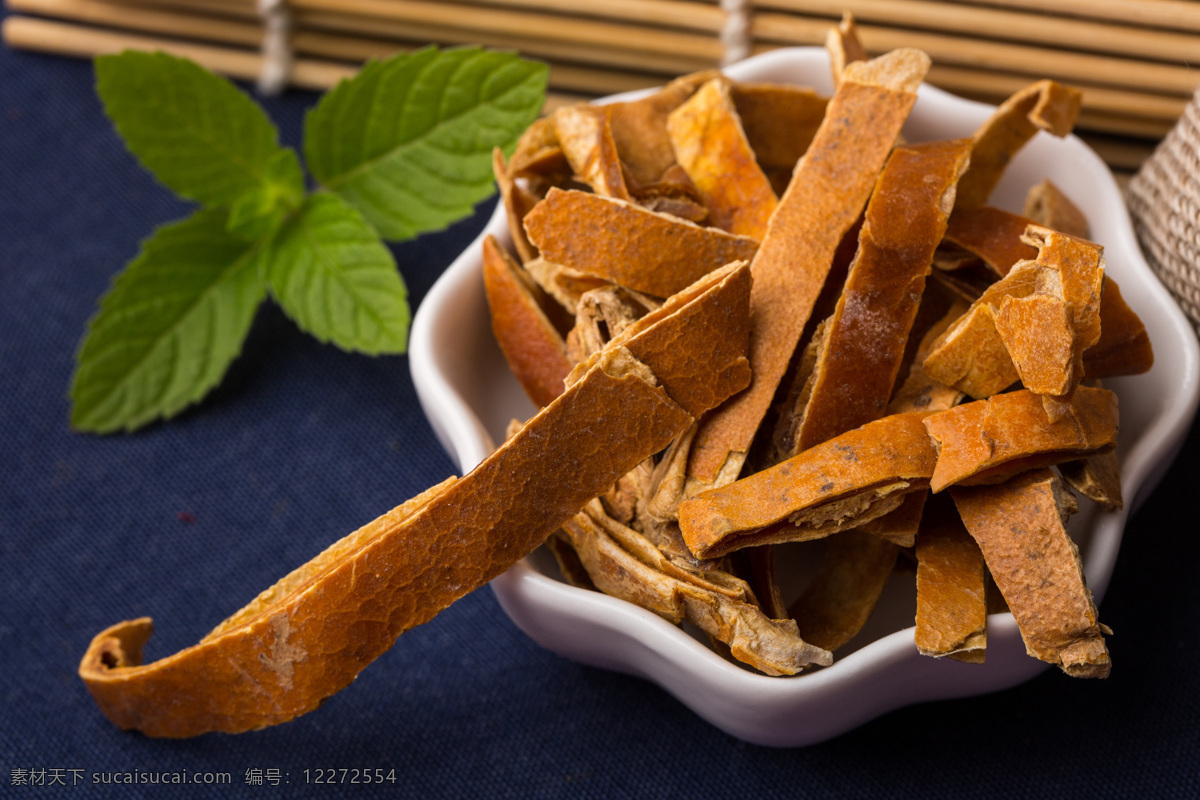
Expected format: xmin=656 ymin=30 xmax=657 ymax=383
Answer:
xmin=410 ymin=48 xmax=1200 ymax=747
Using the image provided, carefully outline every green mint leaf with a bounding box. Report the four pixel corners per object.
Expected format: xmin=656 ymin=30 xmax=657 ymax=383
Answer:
xmin=71 ymin=208 xmax=268 ymax=433
xmin=304 ymin=46 xmax=547 ymax=241
xmin=263 ymin=193 xmax=410 ymax=354
xmin=227 ymin=148 xmax=306 ymax=240
xmin=96 ymin=50 xmax=290 ymax=208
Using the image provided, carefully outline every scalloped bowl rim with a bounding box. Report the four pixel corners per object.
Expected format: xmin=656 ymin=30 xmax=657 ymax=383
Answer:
xmin=410 ymin=47 xmax=1200 ymax=747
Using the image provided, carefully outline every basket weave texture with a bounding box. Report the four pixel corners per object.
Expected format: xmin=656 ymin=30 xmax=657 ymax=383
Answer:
xmin=1128 ymin=87 xmax=1200 ymax=337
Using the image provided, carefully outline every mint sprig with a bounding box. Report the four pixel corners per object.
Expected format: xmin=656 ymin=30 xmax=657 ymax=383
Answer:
xmin=72 ymin=47 xmax=548 ymax=433
xmin=306 ymin=47 xmax=548 ymax=240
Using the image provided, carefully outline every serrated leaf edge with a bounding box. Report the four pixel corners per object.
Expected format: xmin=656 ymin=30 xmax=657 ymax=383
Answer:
xmin=71 ymin=224 xmax=269 ymax=433
xmin=318 ymin=49 xmax=547 ymax=191
xmin=264 ymin=195 xmax=409 ymax=356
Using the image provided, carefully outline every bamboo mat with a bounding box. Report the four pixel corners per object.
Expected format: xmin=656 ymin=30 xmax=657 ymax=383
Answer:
xmin=5 ymin=0 xmax=1200 ymax=177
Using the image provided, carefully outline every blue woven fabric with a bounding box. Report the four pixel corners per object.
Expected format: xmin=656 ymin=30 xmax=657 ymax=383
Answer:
xmin=2 ymin=29 xmax=1198 ymax=799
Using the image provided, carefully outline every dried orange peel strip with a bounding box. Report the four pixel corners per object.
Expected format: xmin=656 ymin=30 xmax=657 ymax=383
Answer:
xmin=523 ymin=188 xmax=759 ymax=299
xmin=561 ymin=503 xmax=832 ymax=675
xmin=1085 ymin=276 xmax=1155 ymax=379
xmin=913 ymin=494 xmax=987 ymax=662
xmin=956 ymin=79 xmax=1083 ymax=209
xmin=667 ymin=76 xmax=777 ymax=239
xmin=524 ymin=257 xmax=612 ymax=315
xmin=858 ymin=299 xmax=970 ymax=549
xmin=606 ymin=70 xmax=718 ymax=188
xmin=1024 ymin=178 xmax=1090 ymax=238
xmin=80 ymin=349 xmax=690 ymax=737
xmin=942 ymin=205 xmax=1038 ymax=277
xmin=939 ymin=207 xmax=1151 ymax=380
xmin=1000 ymin=226 xmax=1104 ymax=397
xmin=950 ymin=469 xmax=1110 ymax=678
xmin=826 ymin=12 xmax=869 ymax=87
xmin=781 ymin=138 xmax=972 ymax=457
xmin=596 ymin=261 xmax=753 ymax=419
xmin=729 ymin=82 xmax=827 ymax=175
xmin=924 ymin=226 xmax=1105 ymax=401
xmin=552 ymin=103 xmax=631 ymax=200
xmin=789 ymin=530 xmax=900 ymax=653
xmin=1059 ymin=449 xmax=1123 ymax=511
xmin=492 ymin=149 xmax=540 ymax=263
xmin=678 ymin=411 xmax=939 ymax=560
xmin=482 ymin=235 xmax=572 ymax=408
xmin=79 ymin=264 xmax=754 ymax=737
xmin=686 ymin=47 xmax=931 ymax=487
xmin=923 ymin=385 xmax=1118 ymax=492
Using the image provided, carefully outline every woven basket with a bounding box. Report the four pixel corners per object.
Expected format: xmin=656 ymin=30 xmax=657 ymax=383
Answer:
xmin=1128 ymin=88 xmax=1200 ymax=336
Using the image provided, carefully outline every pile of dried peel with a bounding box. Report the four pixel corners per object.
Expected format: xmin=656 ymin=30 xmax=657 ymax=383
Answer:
xmin=485 ymin=16 xmax=1152 ymax=681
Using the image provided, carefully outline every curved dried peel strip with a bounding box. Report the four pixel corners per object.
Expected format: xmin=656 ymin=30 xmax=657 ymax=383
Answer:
xmin=607 ymin=70 xmax=719 ymax=187
xmin=728 ymin=545 xmax=788 ymax=620
xmin=686 ymin=47 xmax=930 ymax=486
xmin=642 ymin=421 xmax=697 ymax=525
xmin=925 ymin=225 xmax=1104 ymax=402
xmin=1020 ymin=193 xmax=1150 ymax=380
xmin=771 ymin=318 xmax=830 ymax=463
xmin=523 ymin=188 xmax=759 ymax=299
xmin=492 ymin=149 xmax=540 ymax=263
xmin=950 ymin=469 xmax=1110 ymax=678
xmin=1085 ymin=277 xmax=1154 ymax=378
xmin=1022 ymin=226 xmax=1104 ymax=356
xmin=627 ymin=164 xmax=709 ymax=223
xmin=942 ymin=206 xmax=1038 ymax=277
xmin=79 ymin=346 xmax=696 ymax=737
xmin=923 ymin=385 xmax=1118 ymax=492
xmin=668 ymin=77 xmax=777 ymax=239
xmin=922 ymin=296 xmax=1020 ymax=400
xmin=579 ymin=261 xmax=754 ymax=420
xmin=565 ymin=285 xmax=657 ymax=366
xmin=561 ymin=506 xmax=831 ymax=675
xmin=482 ymin=236 xmax=572 ymax=408
xmin=994 ymin=291 xmax=1076 ymax=398
xmin=786 ymin=139 xmax=972 ymax=456
xmin=553 ymin=104 xmax=631 ymax=200
xmin=861 ymin=299 xmax=969 ymax=549
xmin=858 ymin=490 xmax=926 ymax=548
xmin=679 ymin=411 xmax=938 ymax=560
xmin=600 ymin=457 xmax=655 ymax=526
xmin=582 ymin=500 xmax=744 ymax=600
xmin=80 ymin=260 xmax=760 ymax=735
xmin=1059 ymin=443 xmax=1123 ymax=511
xmin=938 ymin=207 xmax=1148 ymax=379
xmin=729 ymin=82 xmax=827 ymax=174
xmin=888 ymin=297 xmax=969 ymax=416
xmin=826 ymin=11 xmax=869 ymax=88
xmin=913 ymin=494 xmax=987 ymax=662
xmin=506 ymin=115 xmax=570 ymax=185
xmin=789 ymin=530 xmax=900 ymax=653
xmin=524 ymin=257 xmax=613 ymax=315
xmin=990 ymin=227 xmax=1103 ymax=401
xmin=957 ymin=79 xmax=1083 ymax=209
xmin=1024 ymin=179 xmax=1090 ymax=238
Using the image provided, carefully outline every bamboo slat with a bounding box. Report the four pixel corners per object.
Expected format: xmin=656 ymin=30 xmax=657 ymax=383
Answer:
xmin=949 ymin=0 xmax=1200 ymax=32
xmin=755 ymin=0 xmax=1200 ymax=62
xmin=1 ymin=14 xmax=354 ymax=88
xmin=5 ymin=0 xmax=1198 ymax=173
xmin=752 ymin=13 xmax=1200 ymax=95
